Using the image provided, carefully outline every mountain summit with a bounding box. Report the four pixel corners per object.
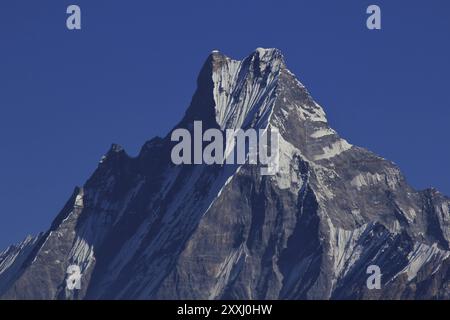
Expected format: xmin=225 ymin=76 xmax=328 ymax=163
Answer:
xmin=1 ymin=49 xmax=449 ymax=299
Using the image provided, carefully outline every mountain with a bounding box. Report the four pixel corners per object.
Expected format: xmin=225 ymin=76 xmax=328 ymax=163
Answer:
xmin=1 ymin=48 xmax=449 ymax=300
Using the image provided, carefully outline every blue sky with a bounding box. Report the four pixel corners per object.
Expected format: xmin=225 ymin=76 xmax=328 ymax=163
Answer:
xmin=0 ymin=0 xmax=449 ymax=249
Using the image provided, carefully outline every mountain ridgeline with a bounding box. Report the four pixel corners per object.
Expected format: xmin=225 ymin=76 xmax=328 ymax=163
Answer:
xmin=1 ymin=48 xmax=449 ymax=299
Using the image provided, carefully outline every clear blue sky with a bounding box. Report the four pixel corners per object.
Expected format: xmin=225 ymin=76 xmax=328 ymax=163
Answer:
xmin=0 ymin=0 xmax=449 ymax=249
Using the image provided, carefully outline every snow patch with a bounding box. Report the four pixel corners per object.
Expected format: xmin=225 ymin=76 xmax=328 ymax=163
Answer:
xmin=400 ymin=243 xmax=450 ymax=281
xmin=272 ymin=134 xmax=303 ymax=190
xmin=310 ymin=127 xmax=336 ymax=139
xmin=351 ymin=172 xmax=384 ymax=190
xmin=327 ymin=220 xmax=368 ymax=281
xmin=314 ymin=140 xmax=352 ymax=161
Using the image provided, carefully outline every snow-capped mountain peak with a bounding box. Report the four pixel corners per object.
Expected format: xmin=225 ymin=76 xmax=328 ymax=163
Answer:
xmin=1 ymin=49 xmax=449 ymax=300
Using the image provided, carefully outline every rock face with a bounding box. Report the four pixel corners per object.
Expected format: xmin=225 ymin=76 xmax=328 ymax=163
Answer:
xmin=1 ymin=48 xmax=449 ymax=300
